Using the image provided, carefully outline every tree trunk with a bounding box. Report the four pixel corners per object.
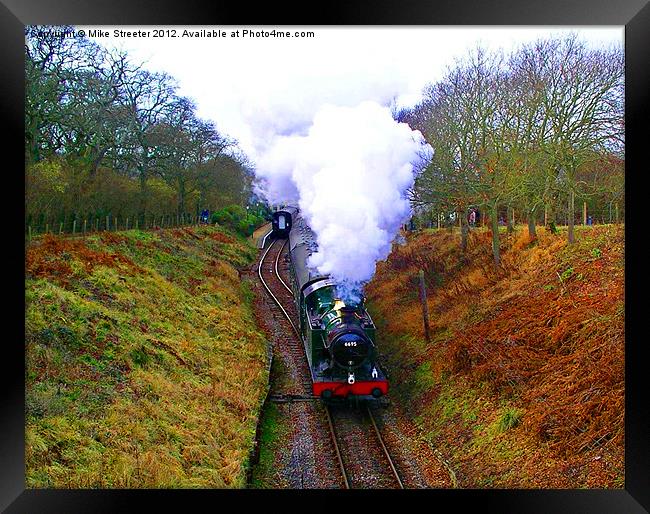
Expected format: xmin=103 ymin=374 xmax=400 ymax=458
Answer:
xmin=90 ymin=147 xmax=109 ymax=177
xmin=138 ymin=147 xmax=151 ymax=218
xmin=25 ymin=121 xmax=41 ymax=166
xmin=568 ymin=189 xmax=575 ymax=244
xmin=490 ymin=204 xmax=500 ymax=267
xmin=527 ymin=206 xmax=537 ymax=240
xmin=460 ymin=208 xmax=469 ymax=253
xmin=177 ymin=177 xmax=186 ymax=216
xmin=545 ymin=200 xmax=555 ymax=228
xmin=198 ymin=188 xmax=206 ymax=216
xmin=543 ymin=172 xmax=556 ymax=230
xmin=506 ymin=206 xmax=514 ymax=235
xmin=139 ymin=167 xmax=148 ymax=217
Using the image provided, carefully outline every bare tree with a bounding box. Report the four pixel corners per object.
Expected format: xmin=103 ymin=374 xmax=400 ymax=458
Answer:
xmin=119 ymin=67 xmax=177 ymax=216
xmin=535 ymin=35 xmax=624 ymax=242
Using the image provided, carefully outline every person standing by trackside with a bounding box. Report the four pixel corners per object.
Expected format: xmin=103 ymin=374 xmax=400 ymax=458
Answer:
xmin=469 ymin=208 xmax=476 ymax=227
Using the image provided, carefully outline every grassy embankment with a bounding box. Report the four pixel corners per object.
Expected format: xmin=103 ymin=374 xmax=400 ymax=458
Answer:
xmin=25 ymin=225 xmax=268 ymax=488
xmin=366 ymin=224 xmax=624 ymax=488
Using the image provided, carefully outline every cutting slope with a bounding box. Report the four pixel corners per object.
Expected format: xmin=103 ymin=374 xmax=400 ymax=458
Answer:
xmin=366 ymin=225 xmax=624 ymax=488
xmin=25 ymin=226 xmax=268 ymax=488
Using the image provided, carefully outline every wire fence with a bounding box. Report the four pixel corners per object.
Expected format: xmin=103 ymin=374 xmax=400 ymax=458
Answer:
xmin=25 ymin=212 xmax=208 ymax=243
xmin=412 ymin=203 xmax=624 ymax=231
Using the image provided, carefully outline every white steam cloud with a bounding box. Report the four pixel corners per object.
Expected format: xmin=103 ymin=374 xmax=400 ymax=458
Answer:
xmin=256 ymin=101 xmax=431 ymax=303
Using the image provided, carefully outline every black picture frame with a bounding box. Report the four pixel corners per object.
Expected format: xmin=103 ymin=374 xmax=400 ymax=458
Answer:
xmin=4 ymin=0 xmax=648 ymax=511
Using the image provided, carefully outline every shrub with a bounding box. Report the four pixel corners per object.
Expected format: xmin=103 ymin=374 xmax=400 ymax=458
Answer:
xmin=211 ymin=204 xmax=265 ymax=237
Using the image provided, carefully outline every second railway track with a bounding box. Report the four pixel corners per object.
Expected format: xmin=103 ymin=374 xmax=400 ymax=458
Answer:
xmin=258 ymin=238 xmax=313 ymax=396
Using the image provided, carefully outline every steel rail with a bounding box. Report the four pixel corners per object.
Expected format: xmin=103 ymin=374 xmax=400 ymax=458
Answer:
xmin=258 ymin=238 xmax=300 ymax=338
xmin=259 ymin=237 xmax=357 ymax=490
xmin=325 ymin=405 xmax=351 ymax=489
xmin=367 ymin=406 xmax=404 ymax=489
xmin=273 ymin=238 xmax=293 ymax=294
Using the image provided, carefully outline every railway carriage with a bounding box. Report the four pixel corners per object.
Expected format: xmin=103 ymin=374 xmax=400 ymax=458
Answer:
xmin=287 ymin=210 xmax=388 ymax=399
xmin=270 ymin=206 xmax=298 ymax=239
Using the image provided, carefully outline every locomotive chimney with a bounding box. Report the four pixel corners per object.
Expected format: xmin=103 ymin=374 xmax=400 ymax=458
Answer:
xmin=340 ymin=306 xmax=357 ymax=322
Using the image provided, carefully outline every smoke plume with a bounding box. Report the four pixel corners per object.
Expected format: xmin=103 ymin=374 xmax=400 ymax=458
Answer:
xmin=256 ymin=101 xmax=430 ymax=303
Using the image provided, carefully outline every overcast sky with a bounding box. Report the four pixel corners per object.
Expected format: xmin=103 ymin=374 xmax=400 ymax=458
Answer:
xmin=80 ymin=26 xmax=623 ymax=161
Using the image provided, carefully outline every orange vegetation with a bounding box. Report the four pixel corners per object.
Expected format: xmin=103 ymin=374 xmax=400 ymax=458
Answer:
xmin=26 ymin=234 xmax=141 ymax=285
xmin=366 ymin=225 xmax=624 ymax=488
xmin=209 ymin=231 xmax=235 ymax=244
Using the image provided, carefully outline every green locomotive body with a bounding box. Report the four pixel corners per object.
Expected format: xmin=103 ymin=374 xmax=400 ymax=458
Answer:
xmin=286 ymin=210 xmax=388 ymax=399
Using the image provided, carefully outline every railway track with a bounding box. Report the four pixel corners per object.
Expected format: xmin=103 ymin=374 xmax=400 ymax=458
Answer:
xmin=258 ymin=237 xmax=405 ymax=489
xmin=258 ymin=238 xmax=313 ymax=395
xmin=326 ymin=404 xmax=404 ymax=489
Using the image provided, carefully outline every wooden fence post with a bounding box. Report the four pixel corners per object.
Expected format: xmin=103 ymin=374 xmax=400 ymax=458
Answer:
xmin=45 ymin=223 xmax=49 ymax=234
xmin=135 ymin=217 xmax=139 ymax=230
xmin=72 ymin=220 xmax=76 ymax=235
xmin=418 ymin=269 xmax=431 ymax=344
xmin=583 ymin=202 xmax=587 ymax=225
xmin=615 ymin=202 xmax=619 ymax=224
xmin=83 ymin=220 xmax=87 ymax=235
xmin=28 ymin=225 xmax=32 ymax=242
xmin=59 ymin=222 xmax=63 ymax=235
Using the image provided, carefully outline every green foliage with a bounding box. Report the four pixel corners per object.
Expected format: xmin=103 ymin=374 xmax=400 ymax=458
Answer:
xmin=211 ymin=204 xmax=246 ymax=225
xmin=211 ymin=204 xmax=265 ymax=237
xmin=249 ymin=401 xmax=289 ymax=488
xmin=498 ymin=408 xmax=523 ymax=432
xmin=413 ymin=361 xmax=437 ymax=397
xmin=129 ymin=346 xmax=150 ymax=368
xmin=560 ymin=267 xmax=574 ymax=281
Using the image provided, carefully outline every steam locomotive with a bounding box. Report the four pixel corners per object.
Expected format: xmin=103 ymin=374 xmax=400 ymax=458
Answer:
xmin=272 ymin=207 xmax=388 ymax=399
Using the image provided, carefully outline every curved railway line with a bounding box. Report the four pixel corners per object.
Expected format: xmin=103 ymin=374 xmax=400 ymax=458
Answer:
xmin=258 ymin=237 xmax=312 ymax=396
xmin=257 ymin=236 xmax=404 ymax=489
